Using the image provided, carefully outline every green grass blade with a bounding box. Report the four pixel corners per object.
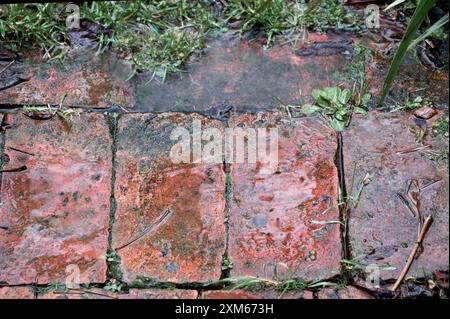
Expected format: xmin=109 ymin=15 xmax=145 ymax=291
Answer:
xmin=384 ymin=0 xmax=407 ymax=12
xmin=407 ymin=13 xmax=449 ymax=50
xmin=378 ymin=0 xmax=438 ymax=107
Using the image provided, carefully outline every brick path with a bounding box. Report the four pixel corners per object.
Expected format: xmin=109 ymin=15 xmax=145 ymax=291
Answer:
xmin=0 ymin=33 xmax=448 ymax=299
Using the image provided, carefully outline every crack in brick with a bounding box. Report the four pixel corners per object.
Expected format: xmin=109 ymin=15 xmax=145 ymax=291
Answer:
xmin=105 ymin=113 xmax=124 ymax=283
xmin=335 ymin=132 xmax=351 ymax=279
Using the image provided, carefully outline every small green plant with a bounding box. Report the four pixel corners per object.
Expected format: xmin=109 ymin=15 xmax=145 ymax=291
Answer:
xmin=302 ymin=0 xmax=360 ymax=33
xmin=433 ymin=116 xmax=449 ymax=138
xmin=222 ymin=256 xmax=234 ymax=271
xmin=22 ymin=99 xmax=80 ymax=128
xmin=104 ymin=278 xmax=122 ymax=293
xmin=300 ymin=87 xmax=369 ymax=131
xmin=389 ymin=95 xmax=424 ymax=112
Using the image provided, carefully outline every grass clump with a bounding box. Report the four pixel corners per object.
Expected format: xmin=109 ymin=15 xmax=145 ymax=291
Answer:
xmin=433 ymin=116 xmax=449 ymax=138
xmin=0 ymin=3 xmax=68 ymax=60
xmin=0 ymin=1 xmax=223 ymax=78
xmin=0 ymin=1 xmax=364 ymax=76
xmin=302 ymin=0 xmax=360 ymax=33
xmin=81 ymin=0 xmax=224 ymax=78
xmin=225 ymin=0 xmax=291 ymax=47
xmin=224 ymin=0 xmax=361 ymax=47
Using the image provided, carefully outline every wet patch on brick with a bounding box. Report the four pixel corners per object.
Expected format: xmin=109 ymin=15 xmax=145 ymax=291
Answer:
xmin=0 ymin=113 xmax=111 ymax=285
xmin=0 ymin=286 xmax=35 ymax=299
xmin=202 ymin=289 xmax=313 ymax=299
xmin=227 ymin=112 xmax=341 ymax=281
xmin=0 ymin=50 xmax=134 ymax=109
xmin=112 ymin=113 xmax=226 ymax=283
xmin=135 ymin=33 xmax=351 ymax=113
xmin=343 ymin=112 xmax=449 ymax=281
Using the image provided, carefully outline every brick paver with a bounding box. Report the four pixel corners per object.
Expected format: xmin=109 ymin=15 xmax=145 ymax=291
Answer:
xmin=343 ymin=112 xmax=449 ymax=280
xmin=202 ymin=289 xmax=313 ymax=299
xmin=112 ymin=113 xmax=226 ymax=283
xmin=0 ymin=286 xmax=35 ymax=299
xmin=317 ymin=286 xmax=374 ymax=299
xmin=227 ymin=112 xmax=341 ymax=281
xmin=0 ymin=113 xmax=111 ymax=285
xmin=0 ymin=51 xmax=133 ymax=108
xmin=135 ymin=33 xmax=351 ymax=113
xmin=39 ymin=288 xmax=197 ymax=299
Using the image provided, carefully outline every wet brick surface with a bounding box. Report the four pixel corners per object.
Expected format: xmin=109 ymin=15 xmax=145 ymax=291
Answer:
xmin=202 ymin=289 xmax=313 ymax=299
xmin=0 ymin=113 xmax=111 ymax=285
xmin=0 ymin=51 xmax=133 ymax=109
xmin=343 ymin=112 xmax=449 ymax=280
xmin=112 ymin=113 xmax=226 ymax=283
xmin=227 ymin=112 xmax=341 ymax=281
xmin=39 ymin=288 xmax=197 ymax=299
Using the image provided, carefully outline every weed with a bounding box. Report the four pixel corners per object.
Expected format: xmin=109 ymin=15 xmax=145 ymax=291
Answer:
xmin=302 ymin=0 xmax=361 ymax=33
xmin=225 ymin=0 xmax=290 ymax=47
xmin=1 ymin=1 xmax=224 ymax=77
xmin=225 ymin=0 xmax=361 ymax=47
xmin=104 ymin=278 xmax=123 ymax=293
xmin=218 ymin=262 xmax=342 ymax=298
xmin=433 ymin=116 xmax=449 ymax=138
xmin=299 ymin=86 xmax=369 ymax=131
xmin=390 ymin=95 xmax=425 ymax=112
xmin=0 ymin=3 xmax=68 ymax=57
xmin=340 ymin=255 xmax=396 ymax=272
xmin=378 ymin=0 xmax=439 ymax=106
xmin=22 ymin=96 xmax=81 ymax=129
xmin=221 ymin=256 xmax=234 ymax=271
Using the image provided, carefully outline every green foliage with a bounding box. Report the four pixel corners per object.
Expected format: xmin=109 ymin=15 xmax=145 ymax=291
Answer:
xmin=225 ymin=0 xmax=290 ymax=47
xmin=378 ymin=0 xmax=438 ymax=106
xmin=301 ymin=87 xmax=369 ymax=131
xmin=389 ymin=95 xmax=424 ymax=112
xmin=0 ymin=1 xmax=223 ymax=77
xmin=225 ymin=0 xmax=361 ymax=46
xmin=302 ymin=0 xmax=360 ymax=33
xmin=433 ymin=116 xmax=449 ymax=138
xmin=0 ymin=3 xmax=67 ymax=58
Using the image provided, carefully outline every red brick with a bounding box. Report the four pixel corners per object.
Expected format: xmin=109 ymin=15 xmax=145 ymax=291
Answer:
xmin=112 ymin=113 xmax=226 ymax=283
xmin=343 ymin=112 xmax=449 ymax=281
xmin=135 ymin=34 xmax=352 ymax=113
xmin=124 ymin=289 xmax=197 ymax=299
xmin=40 ymin=288 xmax=197 ymax=299
xmin=0 ymin=51 xmax=133 ymax=108
xmin=317 ymin=286 xmax=374 ymax=299
xmin=0 ymin=287 xmax=35 ymax=299
xmin=39 ymin=288 xmax=117 ymax=299
xmin=227 ymin=113 xmax=341 ymax=281
xmin=0 ymin=113 xmax=111 ymax=285
xmin=202 ymin=289 xmax=313 ymax=299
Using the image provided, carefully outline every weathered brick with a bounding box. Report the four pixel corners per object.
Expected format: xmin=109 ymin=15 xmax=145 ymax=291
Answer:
xmin=124 ymin=289 xmax=198 ymax=299
xmin=0 ymin=51 xmax=133 ymax=108
xmin=39 ymin=288 xmax=197 ymax=299
xmin=343 ymin=112 xmax=449 ymax=281
xmin=112 ymin=113 xmax=226 ymax=283
xmin=0 ymin=113 xmax=111 ymax=285
xmin=202 ymin=289 xmax=313 ymax=299
xmin=0 ymin=287 xmax=35 ymax=299
xmin=135 ymin=33 xmax=352 ymax=113
xmin=317 ymin=286 xmax=374 ymax=299
xmin=227 ymin=112 xmax=341 ymax=281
